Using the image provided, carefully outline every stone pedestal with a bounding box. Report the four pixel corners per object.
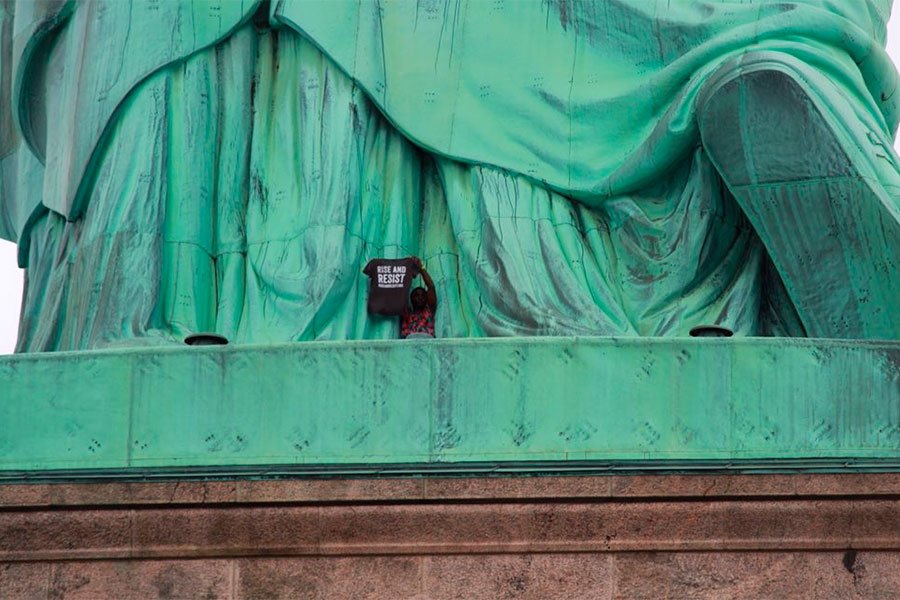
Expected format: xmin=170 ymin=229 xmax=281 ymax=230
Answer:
xmin=2 ymin=474 xmax=899 ymax=599
xmin=2 ymin=339 xmax=898 ymax=597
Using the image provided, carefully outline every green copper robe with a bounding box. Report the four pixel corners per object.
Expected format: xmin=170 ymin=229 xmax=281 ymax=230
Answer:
xmin=1 ymin=0 xmax=898 ymax=350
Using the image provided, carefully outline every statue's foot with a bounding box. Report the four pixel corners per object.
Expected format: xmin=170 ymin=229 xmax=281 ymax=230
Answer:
xmin=700 ymin=64 xmax=900 ymax=339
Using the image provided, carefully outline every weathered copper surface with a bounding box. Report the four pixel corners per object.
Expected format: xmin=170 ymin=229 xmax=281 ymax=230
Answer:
xmin=3 ymin=2 xmax=900 ymax=349
xmin=2 ymin=339 xmax=898 ymax=475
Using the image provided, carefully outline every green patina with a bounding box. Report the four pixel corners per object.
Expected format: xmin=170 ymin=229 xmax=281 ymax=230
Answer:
xmin=0 ymin=2 xmax=899 ymax=479
xmin=0 ymin=338 xmax=898 ymax=476
xmin=0 ymin=1 xmax=898 ymax=349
